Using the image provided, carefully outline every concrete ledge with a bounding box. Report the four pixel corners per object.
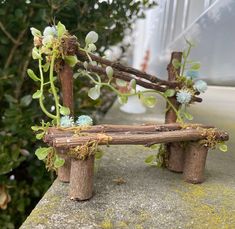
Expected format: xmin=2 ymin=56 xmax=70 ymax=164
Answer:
xmin=21 ymin=144 xmax=235 ymax=228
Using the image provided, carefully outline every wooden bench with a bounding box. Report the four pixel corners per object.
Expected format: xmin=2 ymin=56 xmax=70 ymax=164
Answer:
xmin=43 ymin=50 xmax=229 ymax=201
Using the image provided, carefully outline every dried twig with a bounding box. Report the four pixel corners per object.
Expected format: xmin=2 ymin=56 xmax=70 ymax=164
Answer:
xmin=52 ymin=129 xmax=229 ymax=148
xmin=0 ymin=21 xmax=19 ymax=44
xmin=77 ymin=62 xmax=202 ymax=103
xmin=76 ymin=48 xmax=179 ymax=87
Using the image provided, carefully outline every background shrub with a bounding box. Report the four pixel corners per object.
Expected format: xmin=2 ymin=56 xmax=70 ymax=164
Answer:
xmin=0 ymin=0 xmax=156 ymax=228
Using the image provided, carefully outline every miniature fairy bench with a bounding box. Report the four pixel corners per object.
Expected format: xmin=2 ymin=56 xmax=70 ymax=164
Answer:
xmin=28 ymin=23 xmax=229 ymax=201
xmin=43 ymin=50 xmax=228 ymax=201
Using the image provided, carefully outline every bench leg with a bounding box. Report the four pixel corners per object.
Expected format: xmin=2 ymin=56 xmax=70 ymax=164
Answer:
xmin=69 ymin=156 xmax=94 ymax=200
xmin=183 ymin=142 xmax=208 ymax=184
xmin=167 ymin=143 xmax=185 ymax=173
xmin=57 ymin=150 xmax=71 ymax=183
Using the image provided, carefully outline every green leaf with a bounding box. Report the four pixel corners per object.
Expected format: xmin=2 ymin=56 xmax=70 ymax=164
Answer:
xmin=129 ymin=79 xmax=136 ymax=91
xmin=145 ymin=155 xmax=155 ymax=164
xmin=106 ymin=66 xmax=113 ymax=80
xmin=85 ymin=31 xmax=98 ymax=44
xmin=172 ymin=58 xmax=181 ymax=69
xmin=43 ymin=63 xmax=50 ymax=72
xmin=20 ymin=95 xmax=32 ymax=107
xmin=142 ymin=96 xmax=157 ymax=108
xmin=31 ymin=126 xmax=42 ymax=131
xmin=32 ymin=47 xmax=41 ymax=60
xmin=183 ymin=111 xmax=193 ymax=121
xmin=60 ymin=106 xmax=70 ymax=116
xmin=219 ymin=143 xmax=228 ymax=152
xmin=73 ymin=73 xmax=80 ymax=79
xmin=4 ymin=94 xmax=17 ymax=103
xmin=116 ymin=79 xmax=127 ymax=87
xmin=30 ymin=27 xmax=41 ymax=37
xmin=35 ymin=147 xmax=51 ymax=160
xmin=118 ymin=95 xmax=128 ymax=104
xmin=87 ymin=43 xmax=97 ymax=52
xmin=27 ymin=69 xmax=40 ymax=81
xmin=36 ymin=132 xmax=44 ymax=140
xmin=32 ymin=90 xmax=42 ymax=99
xmin=164 ymin=89 xmax=175 ymax=97
xmin=88 ymin=85 xmax=101 ymax=100
xmin=57 ymin=21 xmax=66 ymax=38
xmin=91 ymin=61 xmax=97 ymax=66
xmin=191 ymin=63 xmax=201 ymax=70
xmin=54 ymin=155 xmax=65 ymax=168
xmin=64 ymin=55 xmax=78 ymax=67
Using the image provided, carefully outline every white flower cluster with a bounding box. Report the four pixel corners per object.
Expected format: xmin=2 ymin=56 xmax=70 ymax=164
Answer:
xmin=176 ymin=90 xmax=192 ymax=104
xmin=60 ymin=115 xmax=93 ymax=127
xmin=30 ymin=22 xmax=68 ymax=59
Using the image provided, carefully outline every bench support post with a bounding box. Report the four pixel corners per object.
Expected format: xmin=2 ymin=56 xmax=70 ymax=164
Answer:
xmin=165 ymin=52 xmax=185 ymax=172
xmin=183 ymin=142 xmax=208 ymax=183
xmin=57 ymin=149 xmax=71 ymax=182
xmin=69 ymin=156 xmax=94 ymax=200
xmin=166 ymin=143 xmax=185 ymax=172
xmin=58 ymin=63 xmax=74 ymax=182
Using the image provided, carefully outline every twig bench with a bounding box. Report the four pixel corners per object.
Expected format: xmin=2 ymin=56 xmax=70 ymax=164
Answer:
xmin=29 ymin=25 xmax=229 ymax=202
xmin=41 ymin=48 xmax=229 ymax=201
xmin=44 ymin=124 xmax=228 ymax=200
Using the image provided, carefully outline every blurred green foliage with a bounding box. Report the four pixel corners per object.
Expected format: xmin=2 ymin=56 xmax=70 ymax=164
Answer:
xmin=0 ymin=0 xmax=156 ymax=227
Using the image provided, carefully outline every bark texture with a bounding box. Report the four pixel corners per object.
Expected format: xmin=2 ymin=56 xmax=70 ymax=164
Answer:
xmin=183 ymin=142 xmax=208 ymax=183
xmin=76 ymin=52 xmax=202 ymax=103
xmin=165 ymin=52 xmax=185 ymax=172
xmin=57 ymin=149 xmax=71 ymax=183
xmin=167 ymin=143 xmax=185 ymax=173
xmin=69 ymin=156 xmax=94 ymax=200
xmin=58 ymin=62 xmax=74 ymax=182
xmin=59 ymin=63 xmax=74 ymax=115
xmin=52 ymin=129 xmax=229 ymax=148
xmin=44 ymin=123 xmax=215 ymax=144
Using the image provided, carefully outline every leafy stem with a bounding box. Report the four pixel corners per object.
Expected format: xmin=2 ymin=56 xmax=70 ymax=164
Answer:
xmin=81 ymin=71 xmax=183 ymax=123
xmin=38 ymin=52 xmax=56 ymax=120
xmin=49 ymin=52 xmax=60 ymax=125
xmin=181 ymin=41 xmax=193 ymax=76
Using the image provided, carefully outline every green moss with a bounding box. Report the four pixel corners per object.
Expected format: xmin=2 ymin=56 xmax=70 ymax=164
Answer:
xmin=100 ymin=219 xmax=113 ymax=229
xmin=22 ymin=194 xmax=61 ymax=226
xmin=175 ymin=183 xmax=235 ymax=228
xmin=116 ymin=221 xmax=129 ymax=228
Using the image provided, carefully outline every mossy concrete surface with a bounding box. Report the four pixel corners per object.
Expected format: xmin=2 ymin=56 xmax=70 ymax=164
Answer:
xmin=21 ymin=87 xmax=235 ymax=229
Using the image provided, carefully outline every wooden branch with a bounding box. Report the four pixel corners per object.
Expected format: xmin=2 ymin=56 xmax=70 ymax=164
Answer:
xmin=44 ymin=123 xmax=215 ymax=143
xmin=77 ymin=61 xmax=202 ymax=103
xmin=52 ymin=129 xmax=229 ymax=148
xmin=4 ymin=28 xmax=27 ymax=69
xmin=165 ymin=52 xmax=182 ymax=123
xmin=77 ymin=62 xmax=167 ymax=93
xmin=0 ymin=21 xmax=19 ymax=44
xmin=165 ymin=52 xmax=184 ymax=172
xmin=57 ymin=61 xmax=74 ymax=182
xmin=59 ymin=62 xmax=74 ymax=115
xmin=76 ymin=48 xmax=178 ymax=87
